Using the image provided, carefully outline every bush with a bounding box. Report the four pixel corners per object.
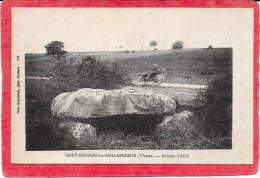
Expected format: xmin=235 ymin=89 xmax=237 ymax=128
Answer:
xmin=197 ymin=72 xmax=232 ymax=138
xmin=153 ymin=112 xmax=214 ymax=149
xmin=26 ymin=90 xmax=76 ymax=150
xmin=124 ymin=50 xmax=130 ymax=53
xmin=207 ymin=45 xmax=213 ymax=49
xmin=74 ymin=56 xmax=130 ymax=89
xmin=50 ymin=55 xmax=130 ymax=90
xmin=26 ymin=115 xmax=76 ymax=150
xmin=172 ymin=40 xmax=184 ymax=49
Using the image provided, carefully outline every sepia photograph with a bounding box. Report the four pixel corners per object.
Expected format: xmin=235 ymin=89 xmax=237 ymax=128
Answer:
xmin=25 ymin=13 xmax=233 ymax=151
xmin=10 ymin=7 xmax=254 ymax=164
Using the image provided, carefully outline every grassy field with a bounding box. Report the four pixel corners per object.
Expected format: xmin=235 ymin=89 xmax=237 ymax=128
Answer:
xmin=25 ymin=48 xmax=232 ymax=150
xmin=25 ymin=48 xmax=232 ymax=85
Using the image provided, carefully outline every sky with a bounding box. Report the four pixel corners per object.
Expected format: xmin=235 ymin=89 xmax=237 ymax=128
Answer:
xmin=13 ymin=8 xmax=253 ymax=53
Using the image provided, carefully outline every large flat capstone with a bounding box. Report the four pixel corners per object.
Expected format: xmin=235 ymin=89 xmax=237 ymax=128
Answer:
xmin=51 ymin=87 xmax=176 ymax=120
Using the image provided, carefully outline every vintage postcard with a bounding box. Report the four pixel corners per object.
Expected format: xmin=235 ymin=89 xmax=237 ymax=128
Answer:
xmin=2 ymin=0 xmax=259 ymax=176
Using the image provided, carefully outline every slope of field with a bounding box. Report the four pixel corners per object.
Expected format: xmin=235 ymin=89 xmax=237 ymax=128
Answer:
xmin=25 ymin=48 xmax=232 ymax=85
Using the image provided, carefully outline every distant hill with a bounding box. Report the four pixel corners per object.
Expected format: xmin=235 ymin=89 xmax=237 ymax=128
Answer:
xmin=25 ymin=48 xmax=232 ymax=85
xmin=117 ymin=48 xmax=232 ymax=74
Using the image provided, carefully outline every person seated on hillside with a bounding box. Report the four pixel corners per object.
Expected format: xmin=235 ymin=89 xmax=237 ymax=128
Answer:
xmin=142 ymin=64 xmax=162 ymax=79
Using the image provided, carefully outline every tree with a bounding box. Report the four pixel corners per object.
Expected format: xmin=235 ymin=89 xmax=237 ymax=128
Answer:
xmin=149 ymin=40 xmax=158 ymax=49
xmin=45 ymin=41 xmax=67 ymax=57
xmin=149 ymin=41 xmax=158 ymax=51
xmin=44 ymin=41 xmax=67 ymax=68
xmin=172 ymin=40 xmax=184 ymax=49
xmin=149 ymin=41 xmax=157 ymax=47
xmin=207 ymin=45 xmax=213 ymax=49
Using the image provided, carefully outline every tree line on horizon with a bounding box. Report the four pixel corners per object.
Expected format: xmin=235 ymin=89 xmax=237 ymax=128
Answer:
xmin=44 ymin=40 xmax=186 ymax=57
xmin=44 ymin=40 xmax=215 ymax=60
